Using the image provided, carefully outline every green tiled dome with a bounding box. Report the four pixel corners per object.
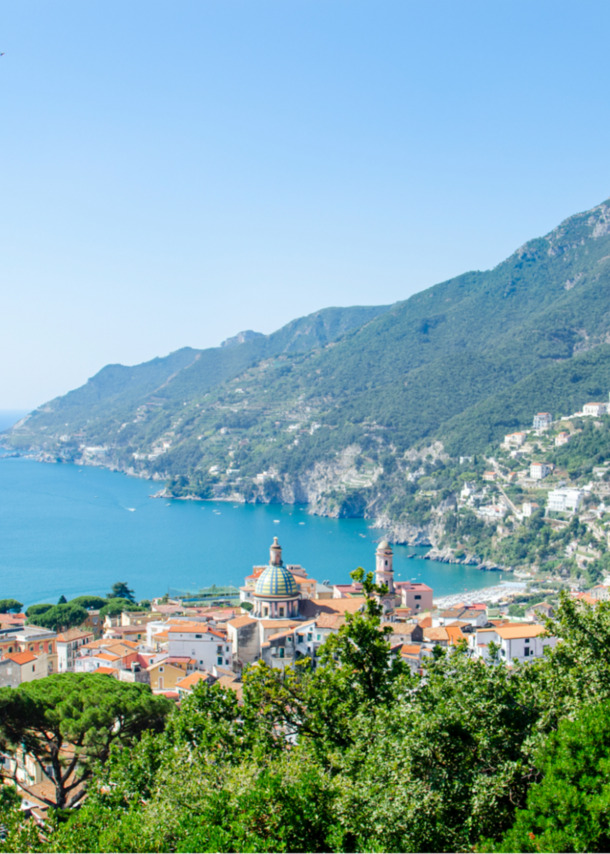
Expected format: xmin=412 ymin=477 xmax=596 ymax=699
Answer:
xmin=254 ymin=564 xmax=299 ymax=598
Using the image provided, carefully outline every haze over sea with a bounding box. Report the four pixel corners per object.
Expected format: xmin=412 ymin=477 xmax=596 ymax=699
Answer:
xmin=0 ymin=411 xmax=498 ymax=607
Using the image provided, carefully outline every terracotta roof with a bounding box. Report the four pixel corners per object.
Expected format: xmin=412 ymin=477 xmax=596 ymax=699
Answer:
xmin=93 ymin=666 xmax=118 ymax=676
xmin=423 ymin=627 xmax=449 ymax=642
xmin=418 ymin=615 xmax=432 ymax=628
xmin=4 ymin=651 xmax=37 ymax=665
xmin=400 ymin=644 xmax=421 ymax=656
xmin=176 ymin=671 xmax=213 ymax=690
xmin=227 ymin=614 xmax=257 ymax=629
xmin=446 ymin=626 xmax=465 ymax=645
xmin=95 ymin=652 xmax=121 ymax=662
xmin=80 ymin=639 xmax=111 ymax=651
xmin=495 ymin=624 xmax=547 ymax=640
xmin=314 ymin=613 xmax=346 ymax=629
xmin=56 ymin=628 xmax=93 ymax=643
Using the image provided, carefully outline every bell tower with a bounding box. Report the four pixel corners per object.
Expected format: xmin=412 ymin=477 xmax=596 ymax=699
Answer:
xmin=270 ymin=536 xmax=283 ymax=566
xmin=375 ymin=540 xmax=394 ymax=594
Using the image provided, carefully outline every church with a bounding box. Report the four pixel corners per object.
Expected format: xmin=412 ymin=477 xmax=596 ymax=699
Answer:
xmin=227 ymin=536 xmax=432 ymax=671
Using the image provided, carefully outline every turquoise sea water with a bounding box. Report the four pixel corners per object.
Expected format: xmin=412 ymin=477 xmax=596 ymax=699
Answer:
xmin=0 ymin=413 xmax=498 ymax=606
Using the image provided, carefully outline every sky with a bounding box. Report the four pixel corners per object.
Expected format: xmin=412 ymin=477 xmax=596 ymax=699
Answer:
xmin=1 ymin=0 xmax=609 ymax=409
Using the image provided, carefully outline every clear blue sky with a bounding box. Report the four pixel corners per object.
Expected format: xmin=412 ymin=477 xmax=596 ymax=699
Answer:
xmin=1 ymin=0 xmax=609 ymax=409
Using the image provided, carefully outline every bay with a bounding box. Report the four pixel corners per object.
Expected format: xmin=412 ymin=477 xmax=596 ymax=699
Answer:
xmin=0 ymin=452 xmax=500 ymax=607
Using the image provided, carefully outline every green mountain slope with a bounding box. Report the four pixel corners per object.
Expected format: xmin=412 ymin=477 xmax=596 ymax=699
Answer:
xmin=6 ymin=198 xmax=610 ymax=524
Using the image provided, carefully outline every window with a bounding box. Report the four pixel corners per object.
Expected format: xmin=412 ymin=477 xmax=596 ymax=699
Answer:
xmin=217 ymin=656 xmax=223 ymax=666
xmin=279 ymin=607 xmax=285 ymax=617
xmin=195 ymin=634 xmax=202 ymax=639
xmin=414 ymin=595 xmax=421 ymax=600
xmin=524 ymin=638 xmax=530 ymax=644
xmin=524 ymin=648 xmax=530 ymax=657
xmin=159 ymin=666 xmax=164 ymax=672
xmin=279 ymin=648 xmax=285 ymax=658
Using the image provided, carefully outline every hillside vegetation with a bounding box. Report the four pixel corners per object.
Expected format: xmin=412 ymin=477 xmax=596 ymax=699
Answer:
xmin=5 ymin=199 xmax=610 ymax=528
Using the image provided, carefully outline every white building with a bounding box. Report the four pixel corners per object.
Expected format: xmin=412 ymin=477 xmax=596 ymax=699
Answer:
xmin=167 ymin=623 xmax=232 ymax=670
xmin=547 ymin=487 xmax=584 ymax=514
xmin=530 ymin=462 xmax=553 ymax=480
xmin=56 ymin=628 xmax=95 ymax=672
xmin=533 ymin=412 xmax=552 ymax=431
xmin=470 ymin=623 xmax=557 ymax=664
xmin=503 ymin=432 xmax=527 ymax=448
xmin=582 ymin=402 xmax=607 ymax=417
xmin=555 ymin=431 xmax=570 ymax=447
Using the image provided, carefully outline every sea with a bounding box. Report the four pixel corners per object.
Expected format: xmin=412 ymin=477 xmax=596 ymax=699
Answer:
xmin=0 ymin=411 xmax=499 ymax=607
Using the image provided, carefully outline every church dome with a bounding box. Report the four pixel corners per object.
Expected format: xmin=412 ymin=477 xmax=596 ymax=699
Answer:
xmin=254 ymin=564 xmax=299 ymax=598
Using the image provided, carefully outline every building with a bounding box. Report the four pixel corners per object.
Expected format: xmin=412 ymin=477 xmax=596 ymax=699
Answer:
xmin=167 ymin=623 xmax=232 ymax=670
xmin=530 ymin=462 xmax=553 ymax=480
xmin=469 ymin=623 xmax=557 ymax=664
xmin=533 ymin=412 xmax=553 ymax=431
xmin=251 ymin=538 xmax=301 ymax=620
xmin=503 ymin=432 xmax=527 ymax=449
xmin=0 ymin=652 xmax=48 ymax=688
xmin=373 ymin=541 xmax=433 ymax=615
xmin=56 ymin=628 xmax=95 ymax=672
xmin=147 ymin=656 xmax=198 ymax=692
xmin=555 ymin=431 xmax=570 ymax=447
xmin=582 ymin=402 xmax=607 ymax=417
xmin=547 ymin=487 xmax=584 ymax=514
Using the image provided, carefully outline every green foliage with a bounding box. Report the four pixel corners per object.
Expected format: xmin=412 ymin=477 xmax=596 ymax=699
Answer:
xmin=26 ymin=603 xmax=88 ymax=632
xmin=99 ymin=598 xmax=141 ymax=619
xmin=0 ymin=599 xmax=23 ymax=614
xmin=0 ymin=673 xmax=172 ymax=810
xmin=25 ymin=602 xmax=53 ymax=618
xmin=14 ymin=588 xmax=610 ymax=852
xmin=492 ymin=700 xmax=610 ymax=853
xmin=68 ymin=595 xmax=108 ymax=610
xmin=107 ymin=582 xmax=135 ymax=602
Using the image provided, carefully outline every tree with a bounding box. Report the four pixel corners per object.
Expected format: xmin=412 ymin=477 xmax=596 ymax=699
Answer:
xmin=99 ymin=598 xmax=141 ymax=619
xmin=492 ymin=700 xmax=610 ymax=853
xmin=107 ymin=582 xmax=135 ymax=603
xmin=25 ymin=602 xmax=53 ymax=619
xmin=0 ymin=599 xmax=23 ymax=614
xmin=26 ymin=603 xmax=88 ymax=633
xmin=0 ymin=673 xmax=172 ymax=810
xmin=57 ymin=594 xmax=67 ymax=605
xmin=69 ymin=595 xmax=108 ymax=610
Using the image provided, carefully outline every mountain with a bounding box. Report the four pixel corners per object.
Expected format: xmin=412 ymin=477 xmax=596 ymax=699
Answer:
xmin=6 ymin=198 xmax=610 ymax=527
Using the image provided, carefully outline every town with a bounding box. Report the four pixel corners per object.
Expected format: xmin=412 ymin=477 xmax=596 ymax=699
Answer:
xmin=6 ymin=526 xmax=606 ymax=821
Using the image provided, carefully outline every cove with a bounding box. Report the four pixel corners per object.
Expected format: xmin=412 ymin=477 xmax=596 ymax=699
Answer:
xmin=0 ymin=454 xmax=499 ymax=606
